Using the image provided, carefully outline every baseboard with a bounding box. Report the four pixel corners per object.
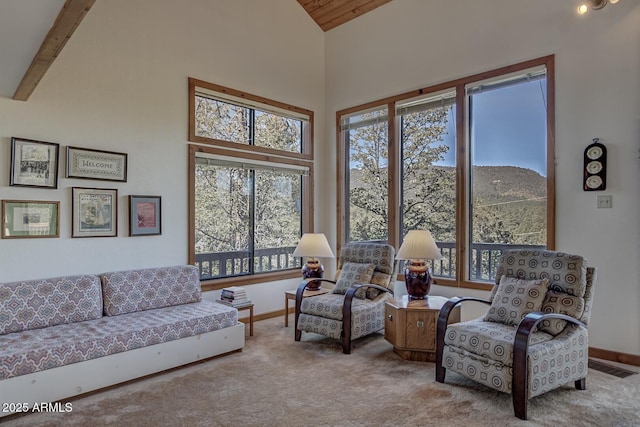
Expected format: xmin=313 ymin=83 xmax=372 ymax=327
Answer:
xmin=589 ymin=347 xmax=640 ymax=367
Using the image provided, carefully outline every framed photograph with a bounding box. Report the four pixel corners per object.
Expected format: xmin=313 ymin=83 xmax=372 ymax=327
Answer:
xmin=2 ymin=200 xmax=60 ymax=238
xmin=72 ymin=187 xmax=118 ymax=238
xmin=129 ymin=195 xmax=161 ymax=236
xmin=66 ymin=146 xmax=128 ymax=182
xmin=10 ymin=137 xmax=59 ymax=188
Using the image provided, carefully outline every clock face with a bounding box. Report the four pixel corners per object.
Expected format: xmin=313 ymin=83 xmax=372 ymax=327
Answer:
xmin=586 ymin=175 xmax=603 ymax=189
xmin=587 ymin=146 xmax=603 ymax=160
xmin=586 ymin=161 xmax=603 ymax=174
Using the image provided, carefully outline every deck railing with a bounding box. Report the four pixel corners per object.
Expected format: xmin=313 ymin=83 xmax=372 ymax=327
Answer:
xmin=195 ymin=243 xmax=545 ymax=282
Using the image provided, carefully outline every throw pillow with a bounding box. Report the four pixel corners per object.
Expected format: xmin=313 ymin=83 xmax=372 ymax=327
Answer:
xmin=366 ymin=271 xmax=392 ymax=299
xmin=485 ymin=276 xmax=549 ymax=326
xmin=332 ymin=262 xmax=375 ymax=299
xmin=538 ymin=290 xmax=585 ymax=335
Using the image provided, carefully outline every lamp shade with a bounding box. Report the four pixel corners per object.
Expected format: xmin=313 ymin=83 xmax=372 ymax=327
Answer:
xmin=292 ymin=233 xmax=335 ymax=258
xmin=396 ymin=230 xmax=443 ymax=260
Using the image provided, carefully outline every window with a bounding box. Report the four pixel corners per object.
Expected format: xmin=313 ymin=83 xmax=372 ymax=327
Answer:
xmin=398 ymin=90 xmax=457 ymax=279
xmin=337 ymin=56 xmax=555 ymax=289
xmin=189 ymin=79 xmax=314 ymax=288
xmin=343 ymin=106 xmax=389 ymax=242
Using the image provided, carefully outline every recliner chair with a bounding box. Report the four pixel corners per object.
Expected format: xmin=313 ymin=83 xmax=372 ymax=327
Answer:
xmin=435 ymin=249 xmax=596 ymax=420
xmin=294 ymin=242 xmax=395 ymax=354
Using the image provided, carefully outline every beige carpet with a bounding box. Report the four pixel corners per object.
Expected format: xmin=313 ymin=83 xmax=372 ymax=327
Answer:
xmin=4 ymin=317 xmax=640 ymax=427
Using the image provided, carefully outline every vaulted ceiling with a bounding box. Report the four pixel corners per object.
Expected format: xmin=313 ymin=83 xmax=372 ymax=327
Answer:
xmin=0 ymin=0 xmax=392 ymax=101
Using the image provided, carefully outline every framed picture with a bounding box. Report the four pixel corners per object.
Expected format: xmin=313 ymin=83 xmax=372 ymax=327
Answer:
xmin=2 ymin=200 xmax=60 ymax=238
xmin=66 ymin=146 xmax=128 ymax=182
xmin=10 ymin=137 xmax=60 ymax=188
xmin=72 ymin=187 xmax=118 ymax=238
xmin=129 ymin=195 xmax=161 ymax=236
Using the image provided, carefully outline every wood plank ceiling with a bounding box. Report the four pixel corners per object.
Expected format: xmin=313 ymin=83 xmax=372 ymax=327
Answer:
xmin=298 ymin=0 xmax=393 ymax=32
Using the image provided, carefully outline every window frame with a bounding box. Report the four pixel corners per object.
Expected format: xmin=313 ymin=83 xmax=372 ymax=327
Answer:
xmin=188 ymin=79 xmax=314 ymax=290
xmin=336 ymin=55 xmax=555 ymax=291
xmin=189 ymin=78 xmax=314 ymax=160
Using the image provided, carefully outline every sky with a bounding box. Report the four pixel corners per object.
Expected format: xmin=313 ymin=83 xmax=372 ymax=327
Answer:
xmin=434 ymin=79 xmax=548 ymax=177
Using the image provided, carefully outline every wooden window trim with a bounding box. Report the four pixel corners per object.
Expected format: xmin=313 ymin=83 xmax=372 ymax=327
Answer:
xmin=188 ymin=78 xmax=314 ymax=161
xmin=337 ymin=55 xmax=555 ymax=289
xmin=188 ymin=134 xmax=314 ymax=287
xmin=188 ymin=77 xmax=315 ymax=287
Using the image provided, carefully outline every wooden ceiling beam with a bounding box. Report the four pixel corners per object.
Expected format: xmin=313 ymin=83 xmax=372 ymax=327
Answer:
xmin=12 ymin=0 xmax=95 ymax=101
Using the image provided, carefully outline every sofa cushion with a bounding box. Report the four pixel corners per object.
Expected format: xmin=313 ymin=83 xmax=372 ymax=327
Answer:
xmin=444 ymin=319 xmax=554 ymax=367
xmin=0 ymin=275 xmax=102 ymax=335
xmin=0 ymin=300 xmax=237 ymax=380
xmin=332 ymin=262 xmax=375 ymax=298
xmin=101 ymin=265 xmax=201 ymax=316
xmin=485 ymin=276 xmax=548 ymax=326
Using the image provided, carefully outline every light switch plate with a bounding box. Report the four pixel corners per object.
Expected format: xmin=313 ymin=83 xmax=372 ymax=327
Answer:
xmin=597 ymin=195 xmax=612 ymax=208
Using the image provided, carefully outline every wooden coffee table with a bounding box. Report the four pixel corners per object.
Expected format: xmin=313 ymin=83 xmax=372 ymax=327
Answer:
xmin=384 ymin=295 xmax=460 ymax=362
xmin=284 ymin=287 xmax=331 ymax=327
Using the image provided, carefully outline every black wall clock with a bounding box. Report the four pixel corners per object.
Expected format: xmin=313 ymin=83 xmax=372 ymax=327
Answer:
xmin=583 ymin=138 xmax=607 ymax=191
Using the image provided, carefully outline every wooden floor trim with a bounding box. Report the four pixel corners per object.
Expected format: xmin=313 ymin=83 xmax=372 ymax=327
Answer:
xmin=589 ymin=347 xmax=640 ymax=367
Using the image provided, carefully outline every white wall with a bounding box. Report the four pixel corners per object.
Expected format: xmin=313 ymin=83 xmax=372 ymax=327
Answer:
xmin=0 ymin=0 xmax=325 ymax=316
xmin=324 ymin=0 xmax=640 ymax=355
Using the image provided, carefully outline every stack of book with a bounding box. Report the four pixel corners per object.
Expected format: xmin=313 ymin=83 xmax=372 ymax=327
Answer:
xmin=217 ymin=286 xmax=252 ymax=308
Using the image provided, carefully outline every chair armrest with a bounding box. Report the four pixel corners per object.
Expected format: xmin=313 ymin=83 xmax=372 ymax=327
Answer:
xmin=512 ymin=312 xmax=588 ymax=409
xmin=514 ymin=312 xmax=587 ymax=356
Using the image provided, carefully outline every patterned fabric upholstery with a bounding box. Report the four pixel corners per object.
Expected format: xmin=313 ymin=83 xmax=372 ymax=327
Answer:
xmin=101 ymin=265 xmax=201 ymax=316
xmin=485 ymin=276 xmax=549 ymax=326
xmin=0 ymin=300 xmax=237 ymax=380
xmin=367 ymin=271 xmax=393 ymax=299
xmin=332 ymin=262 xmax=375 ymax=298
xmin=493 ymin=250 xmax=587 ymax=297
xmin=297 ymin=242 xmax=395 ymax=348
xmin=0 ymin=275 xmax=103 ymax=335
xmin=490 ymin=250 xmax=592 ymax=336
xmin=297 ymin=294 xmax=387 ymax=340
xmin=337 ymin=242 xmax=395 ymax=275
xmin=333 ymin=270 xmax=392 ymax=300
xmin=440 ymin=249 xmax=596 ymax=405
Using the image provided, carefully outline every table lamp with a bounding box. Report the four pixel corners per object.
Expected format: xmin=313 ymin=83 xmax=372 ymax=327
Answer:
xmin=396 ymin=229 xmax=443 ymax=300
xmin=292 ymin=233 xmax=335 ymax=290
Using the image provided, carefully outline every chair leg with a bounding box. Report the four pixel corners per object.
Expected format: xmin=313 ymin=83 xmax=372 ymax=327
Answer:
xmin=513 ymin=391 xmax=528 ymax=420
xmin=575 ymin=378 xmax=586 ymax=390
xmin=295 ymin=329 xmax=301 ymax=341
xmin=435 ymin=364 xmax=446 ymax=383
xmin=342 ymin=335 xmax=351 ymax=354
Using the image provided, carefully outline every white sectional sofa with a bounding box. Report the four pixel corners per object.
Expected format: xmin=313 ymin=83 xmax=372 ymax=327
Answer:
xmin=0 ymin=265 xmax=245 ymax=417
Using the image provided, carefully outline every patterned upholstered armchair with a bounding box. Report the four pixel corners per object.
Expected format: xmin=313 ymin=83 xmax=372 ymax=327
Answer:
xmin=295 ymin=242 xmax=395 ymax=354
xmin=435 ymin=250 xmax=596 ymax=420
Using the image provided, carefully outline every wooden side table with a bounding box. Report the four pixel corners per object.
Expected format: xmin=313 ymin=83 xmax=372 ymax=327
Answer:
xmin=284 ymin=288 xmax=331 ymax=327
xmin=236 ymin=304 xmax=254 ymax=337
xmin=384 ymin=295 xmax=460 ymax=362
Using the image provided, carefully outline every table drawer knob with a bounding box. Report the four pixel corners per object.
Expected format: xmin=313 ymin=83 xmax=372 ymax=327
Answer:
xmin=387 ymin=314 xmax=393 ymax=321
xmin=417 ymin=320 xmax=424 ymax=328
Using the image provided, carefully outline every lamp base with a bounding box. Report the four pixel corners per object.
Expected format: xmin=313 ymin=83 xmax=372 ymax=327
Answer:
xmin=405 ymin=260 xmax=432 ymax=300
xmin=302 ymin=260 xmax=324 ymax=291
